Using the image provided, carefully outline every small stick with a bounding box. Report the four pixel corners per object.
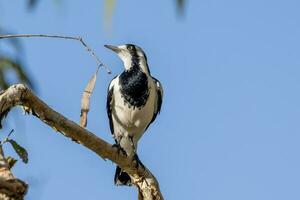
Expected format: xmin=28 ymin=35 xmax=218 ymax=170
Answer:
xmin=0 ymin=34 xmax=112 ymax=74
xmin=1 ymin=129 xmax=14 ymax=145
xmin=7 ymin=129 xmax=14 ymax=138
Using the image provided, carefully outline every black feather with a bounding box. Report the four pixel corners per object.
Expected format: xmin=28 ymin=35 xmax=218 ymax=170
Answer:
xmin=145 ymin=77 xmax=163 ymax=130
xmin=106 ymin=84 xmax=114 ymax=135
xmin=153 ymin=77 xmax=163 ymax=115
xmin=119 ymin=55 xmax=149 ymax=108
xmin=114 ymin=166 xmax=131 ymax=186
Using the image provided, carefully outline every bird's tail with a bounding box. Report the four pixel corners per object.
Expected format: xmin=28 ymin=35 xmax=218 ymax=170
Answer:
xmin=114 ymin=166 xmax=132 ymax=186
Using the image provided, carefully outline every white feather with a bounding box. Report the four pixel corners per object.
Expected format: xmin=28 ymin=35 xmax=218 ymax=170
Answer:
xmin=109 ymin=75 xmax=158 ymax=156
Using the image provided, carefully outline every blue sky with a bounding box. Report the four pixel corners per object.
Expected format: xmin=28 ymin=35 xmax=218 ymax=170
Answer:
xmin=1 ymin=0 xmax=300 ymax=199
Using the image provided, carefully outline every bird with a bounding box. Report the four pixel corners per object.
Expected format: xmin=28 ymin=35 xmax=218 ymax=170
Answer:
xmin=104 ymin=44 xmax=163 ymax=186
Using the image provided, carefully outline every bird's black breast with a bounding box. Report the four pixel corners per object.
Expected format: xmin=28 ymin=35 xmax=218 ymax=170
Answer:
xmin=119 ymin=67 xmax=149 ymax=108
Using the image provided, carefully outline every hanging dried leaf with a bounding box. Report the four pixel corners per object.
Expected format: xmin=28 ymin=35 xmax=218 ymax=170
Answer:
xmin=80 ymin=69 xmax=99 ymax=127
xmin=7 ymin=139 xmax=28 ymax=163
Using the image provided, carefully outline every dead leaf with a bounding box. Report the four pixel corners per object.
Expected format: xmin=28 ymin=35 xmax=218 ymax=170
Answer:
xmin=80 ymin=68 xmax=99 ymax=127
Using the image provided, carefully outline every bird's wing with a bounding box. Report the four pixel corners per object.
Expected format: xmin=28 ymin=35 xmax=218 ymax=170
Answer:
xmin=106 ymin=76 xmax=118 ymax=135
xmin=146 ymin=77 xmax=163 ymax=130
xmin=153 ymin=77 xmax=163 ymax=116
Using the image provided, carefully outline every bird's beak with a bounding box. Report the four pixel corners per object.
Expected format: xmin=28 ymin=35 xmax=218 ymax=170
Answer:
xmin=104 ymin=45 xmax=121 ymax=54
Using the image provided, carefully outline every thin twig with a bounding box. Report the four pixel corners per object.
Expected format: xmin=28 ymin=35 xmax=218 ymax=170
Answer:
xmin=7 ymin=129 xmax=14 ymax=138
xmin=1 ymin=129 xmax=14 ymax=145
xmin=0 ymin=34 xmax=112 ymax=74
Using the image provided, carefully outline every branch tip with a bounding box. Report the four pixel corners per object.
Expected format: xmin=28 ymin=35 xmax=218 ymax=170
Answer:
xmin=0 ymin=34 xmax=112 ymax=74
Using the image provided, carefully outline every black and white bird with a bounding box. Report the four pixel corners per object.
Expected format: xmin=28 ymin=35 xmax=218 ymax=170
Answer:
xmin=105 ymin=44 xmax=163 ymax=186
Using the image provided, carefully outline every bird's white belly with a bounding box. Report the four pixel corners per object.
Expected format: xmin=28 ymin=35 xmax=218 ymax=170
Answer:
xmin=114 ymin=93 xmax=155 ymax=129
xmin=112 ymin=84 xmax=156 ymax=140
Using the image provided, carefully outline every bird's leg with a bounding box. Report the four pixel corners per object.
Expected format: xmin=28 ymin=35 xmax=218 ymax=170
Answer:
xmin=129 ymin=136 xmax=136 ymax=150
xmin=132 ymin=153 xmax=145 ymax=170
xmin=128 ymin=136 xmax=145 ymax=169
xmin=112 ymin=143 xmax=127 ymax=156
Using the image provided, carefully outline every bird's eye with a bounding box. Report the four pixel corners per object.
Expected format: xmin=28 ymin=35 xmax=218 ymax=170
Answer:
xmin=127 ymin=46 xmax=133 ymax=51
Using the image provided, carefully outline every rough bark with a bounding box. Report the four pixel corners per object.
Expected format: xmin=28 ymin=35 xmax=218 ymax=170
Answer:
xmin=0 ymin=146 xmax=27 ymax=200
xmin=0 ymin=84 xmax=163 ymax=200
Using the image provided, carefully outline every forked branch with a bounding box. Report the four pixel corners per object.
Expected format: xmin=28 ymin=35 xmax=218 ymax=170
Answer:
xmin=0 ymin=34 xmax=111 ymax=74
xmin=0 ymin=84 xmax=163 ymax=200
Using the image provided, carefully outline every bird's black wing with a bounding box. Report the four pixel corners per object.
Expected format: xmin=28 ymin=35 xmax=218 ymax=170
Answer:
xmin=145 ymin=77 xmax=163 ymax=130
xmin=106 ymin=83 xmax=115 ymax=135
xmin=152 ymin=77 xmax=163 ymax=122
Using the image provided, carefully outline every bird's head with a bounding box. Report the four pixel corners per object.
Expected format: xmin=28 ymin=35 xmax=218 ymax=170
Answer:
xmin=104 ymin=44 xmax=150 ymax=74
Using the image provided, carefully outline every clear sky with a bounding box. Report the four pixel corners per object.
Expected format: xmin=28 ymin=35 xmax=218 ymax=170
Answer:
xmin=1 ymin=0 xmax=300 ymax=199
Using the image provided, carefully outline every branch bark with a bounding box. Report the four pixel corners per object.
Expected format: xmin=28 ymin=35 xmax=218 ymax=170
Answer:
xmin=0 ymin=145 xmax=27 ymax=200
xmin=0 ymin=84 xmax=164 ymax=200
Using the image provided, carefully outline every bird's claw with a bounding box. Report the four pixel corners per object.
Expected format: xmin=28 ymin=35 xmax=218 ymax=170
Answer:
xmin=112 ymin=144 xmax=127 ymax=156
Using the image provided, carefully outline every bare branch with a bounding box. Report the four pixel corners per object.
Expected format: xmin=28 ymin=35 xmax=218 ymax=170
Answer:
xmin=0 ymin=84 xmax=163 ymax=200
xmin=0 ymin=34 xmax=112 ymax=74
xmin=0 ymin=178 xmax=27 ymax=200
xmin=0 ymin=145 xmax=28 ymax=200
xmin=0 ymin=146 xmax=9 ymax=170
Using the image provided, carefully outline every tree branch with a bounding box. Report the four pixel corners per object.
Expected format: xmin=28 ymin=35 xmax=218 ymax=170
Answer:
xmin=0 ymin=145 xmax=27 ymax=200
xmin=0 ymin=34 xmax=111 ymax=74
xmin=0 ymin=84 xmax=163 ymax=200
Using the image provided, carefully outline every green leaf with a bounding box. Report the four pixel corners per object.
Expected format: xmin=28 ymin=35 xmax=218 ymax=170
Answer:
xmin=0 ymin=70 xmax=9 ymax=90
xmin=176 ymin=0 xmax=185 ymax=16
xmin=28 ymin=0 xmax=39 ymax=9
xmin=0 ymin=56 xmax=34 ymax=90
xmin=0 ymin=29 xmax=24 ymax=56
xmin=7 ymin=139 xmax=28 ymax=163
